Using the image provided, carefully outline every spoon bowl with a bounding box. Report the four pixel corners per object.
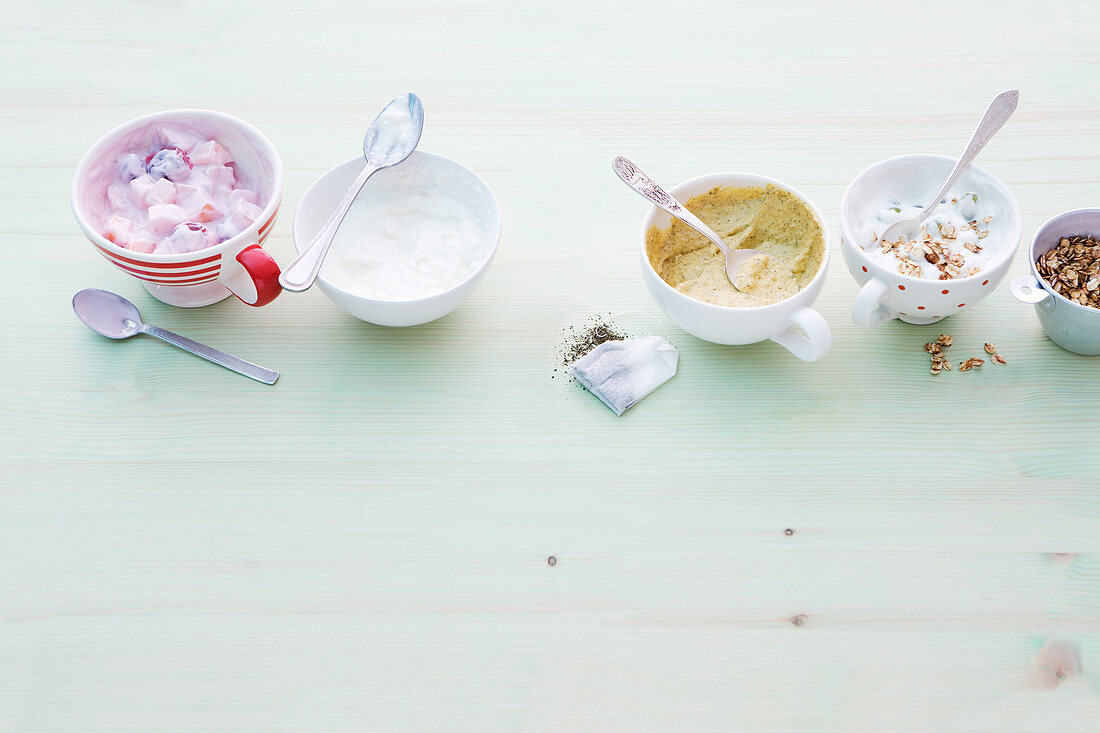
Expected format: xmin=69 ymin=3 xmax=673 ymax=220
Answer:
xmin=73 ymin=288 xmax=144 ymax=339
xmin=364 ymin=94 xmax=425 ymax=166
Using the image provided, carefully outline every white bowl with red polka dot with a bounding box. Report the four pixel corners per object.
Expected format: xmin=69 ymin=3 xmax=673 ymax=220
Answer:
xmin=840 ymin=154 xmax=1021 ymax=329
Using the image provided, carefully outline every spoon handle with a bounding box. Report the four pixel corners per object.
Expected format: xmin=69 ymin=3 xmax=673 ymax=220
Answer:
xmin=142 ymin=325 xmax=279 ymax=384
xmin=612 ymin=156 xmax=729 ymax=254
xmin=921 ymin=89 xmax=1019 ymax=217
xmin=279 ymin=162 xmax=381 ymax=292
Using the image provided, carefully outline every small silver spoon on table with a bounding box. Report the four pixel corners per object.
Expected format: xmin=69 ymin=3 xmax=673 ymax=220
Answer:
xmin=612 ymin=156 xmax=793 ymax=290
xmin=876 ymin=89 xmax=1018 ymax=248
xmin=72 ymin=289 xmax=279 ymax=384
xmin=279 ymin=92 xmax=425 ymax=292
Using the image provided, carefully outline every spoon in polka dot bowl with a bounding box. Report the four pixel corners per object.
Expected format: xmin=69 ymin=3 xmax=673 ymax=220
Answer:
xmin=874 ymin=89 xmax=1018 ymax=253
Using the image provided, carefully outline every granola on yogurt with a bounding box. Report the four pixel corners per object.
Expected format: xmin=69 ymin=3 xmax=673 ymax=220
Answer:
xmin=858 ymin=190 xmax=998 ymax=281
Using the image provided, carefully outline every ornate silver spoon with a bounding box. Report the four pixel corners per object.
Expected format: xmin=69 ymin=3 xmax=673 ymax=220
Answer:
xmin=876 ymin=89 xmax=1018 ymax=249
xmin=612 ymin=156 xmax=792 ymax=291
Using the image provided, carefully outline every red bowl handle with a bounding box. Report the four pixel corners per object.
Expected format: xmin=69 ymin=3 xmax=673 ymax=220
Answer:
xmin=232 ymin=244 xmax=282 ymax=307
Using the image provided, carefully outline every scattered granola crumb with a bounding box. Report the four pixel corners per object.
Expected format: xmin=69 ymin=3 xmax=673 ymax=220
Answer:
xmin=925 ymin=334 xmax=954 ymax=375
xmin=959 ymin=357 xmax=985 ymax=372
xmin=925 ymin=336 xmax=1008 ymax=374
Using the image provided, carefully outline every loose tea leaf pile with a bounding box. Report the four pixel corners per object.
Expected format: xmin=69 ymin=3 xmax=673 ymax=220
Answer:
xmin=561 ymin=316 xmax=628 ymax=365
xmin=553 ymin=315 xmax=629 ymax=380
xmin=1037 ymin=235 xmax=1100 ymax=308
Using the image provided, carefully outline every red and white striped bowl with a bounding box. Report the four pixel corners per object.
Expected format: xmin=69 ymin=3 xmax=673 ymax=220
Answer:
xmin=72 ymin=109 xmax=283 ymax=308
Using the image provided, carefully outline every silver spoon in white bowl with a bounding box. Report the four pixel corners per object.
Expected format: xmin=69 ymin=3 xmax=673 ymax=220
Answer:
xmin=612 ymin=156 xmax=793 ymax=290
xmin=279 ymin=92 xmax=425 ymax=292
xmin=876 ymin=89 xmax=1018 ymax=249
xmin=72 ymin=289 xmax=279 ymax=384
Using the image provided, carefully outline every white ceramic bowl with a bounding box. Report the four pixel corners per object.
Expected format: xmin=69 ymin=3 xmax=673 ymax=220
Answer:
xmin=840 ymin=154 xmax=1021 ymax=329
xmin=293 ymin=151 xmax=500 ymax=327
xmin=639 ymin=172 xmax=832 ymax=362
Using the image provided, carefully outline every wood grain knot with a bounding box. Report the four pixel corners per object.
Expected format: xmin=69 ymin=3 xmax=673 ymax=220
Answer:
xmin=784 ymin=528 xmax=795 ymax=536
xmin=791 ymin=614 xmax=808 ymax=627
xmin=547 ymin=556 xmax=557 ymax=567
xmin=1034 ymin=640 xmax=1081 ymax=688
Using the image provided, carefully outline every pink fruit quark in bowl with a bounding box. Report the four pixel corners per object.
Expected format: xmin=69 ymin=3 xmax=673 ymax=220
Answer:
xmin=72 ymin=109 xmax=284 ymax=308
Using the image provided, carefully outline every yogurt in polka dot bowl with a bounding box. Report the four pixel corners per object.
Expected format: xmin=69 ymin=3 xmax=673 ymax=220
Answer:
xmin=840 ymin=154 xmax=1021 ymax=329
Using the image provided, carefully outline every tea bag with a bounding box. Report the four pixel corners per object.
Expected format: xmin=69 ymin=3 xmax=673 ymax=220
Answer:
xmin=571 ymin=335 xmax=678 ymax=416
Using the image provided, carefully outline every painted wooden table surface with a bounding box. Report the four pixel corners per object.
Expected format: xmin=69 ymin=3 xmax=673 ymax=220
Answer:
xmin=2 ymin=1 xmax=1099 ymax=730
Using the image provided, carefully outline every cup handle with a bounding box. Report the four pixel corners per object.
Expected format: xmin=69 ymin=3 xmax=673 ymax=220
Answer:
xmin=770 ymin=306 xmax=832 ymax=362
xmin=852 ymin=277 xmax=897 ymax=330
xmin=1011 ymin=274 xmax=1052 ymax=307
xmin=222 ymin=245 xmax=282 ymax=307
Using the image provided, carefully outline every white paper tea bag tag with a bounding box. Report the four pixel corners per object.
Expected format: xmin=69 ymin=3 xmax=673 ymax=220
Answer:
xmin=570 ymin=335 xmax=678 ymax=416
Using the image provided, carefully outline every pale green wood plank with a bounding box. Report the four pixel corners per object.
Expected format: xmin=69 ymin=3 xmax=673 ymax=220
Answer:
xmin=2 ymin=0 xmax=1100 ymax=731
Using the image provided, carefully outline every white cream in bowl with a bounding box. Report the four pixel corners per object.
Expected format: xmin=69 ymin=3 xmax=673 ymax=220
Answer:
xmin=321 ymin=155 xmax=493 ymax=301
xmin=849 ymin=160 xmax=1013 ymax=283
